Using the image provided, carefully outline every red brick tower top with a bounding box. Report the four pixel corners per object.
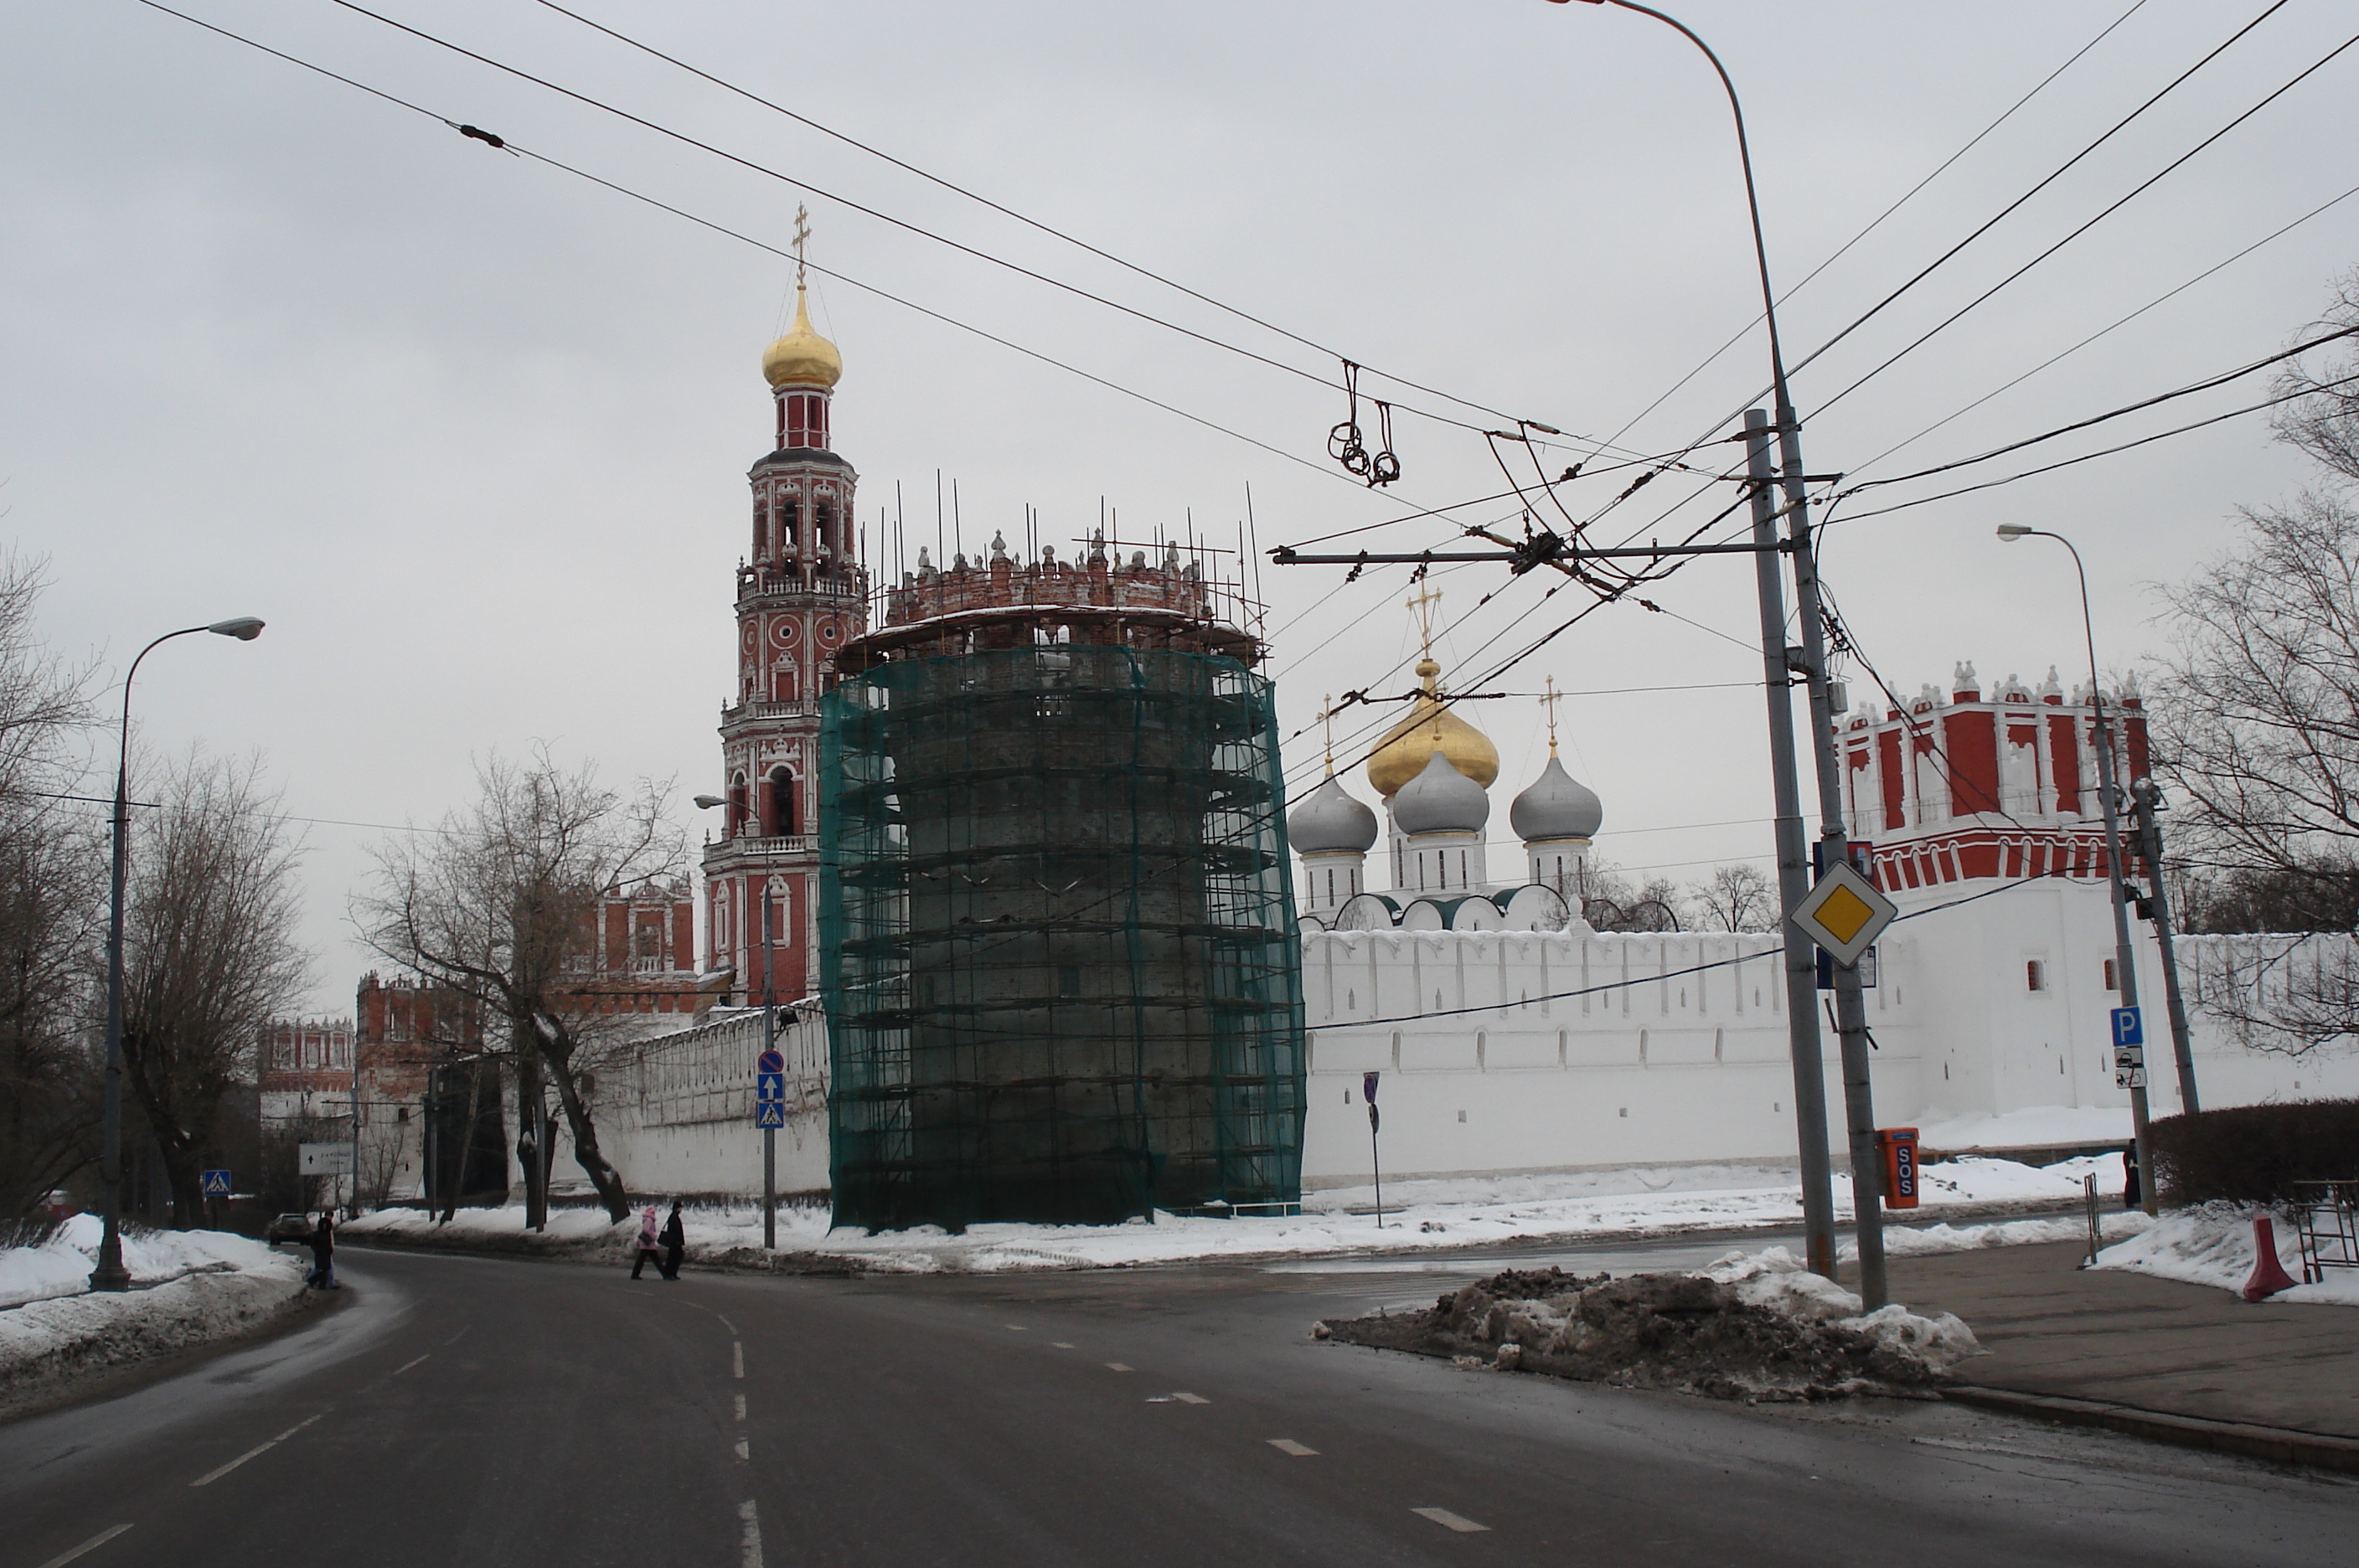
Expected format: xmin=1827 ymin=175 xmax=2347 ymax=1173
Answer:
xmin=1838 ymin=660 xmax=2150 ymax=895
xmin=703 ymin=221 xmax=865 ymax=1004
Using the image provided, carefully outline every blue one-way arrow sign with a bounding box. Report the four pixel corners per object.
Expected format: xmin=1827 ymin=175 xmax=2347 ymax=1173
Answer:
xmin=755 ymin=1101 xmax=785 ymax=1129
xmin=200 ymin=1168 xmax=230 ymax=1197
xmin=756 ymin=1071 xmax=785 ymax=1101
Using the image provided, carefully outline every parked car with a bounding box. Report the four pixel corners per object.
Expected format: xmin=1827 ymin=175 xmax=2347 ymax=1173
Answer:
xmin=266 ymin=1212 xmax=314 ymax=1244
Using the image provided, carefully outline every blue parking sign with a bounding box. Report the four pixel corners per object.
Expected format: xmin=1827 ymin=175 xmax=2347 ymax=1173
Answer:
xmin=2111 ymin=1007 xmax=2144 ymax=1049
xmin=755 ymin=1101 xmax=785 ymax=1129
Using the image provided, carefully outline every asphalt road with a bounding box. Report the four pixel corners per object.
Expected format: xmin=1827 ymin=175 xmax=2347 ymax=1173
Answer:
xmin=3 ymin=1240 xmax=2350 ymax=1567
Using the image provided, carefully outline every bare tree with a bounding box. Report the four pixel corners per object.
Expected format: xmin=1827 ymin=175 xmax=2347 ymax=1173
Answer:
xmin=1577 ymin=858 xmax=1685 ymax=933
xmin=355 ymin=746 xmax=682 ymax=1226
xmin=1689 ymin=862 xmax=1775 ymax=932
xmin=0 ymin=555 xmax=104 ymax=1220
xmin=120 ymin=751 xmax=311 ymax=1225
xmin=2148 ymin=270 xmax=2359 ymax=1053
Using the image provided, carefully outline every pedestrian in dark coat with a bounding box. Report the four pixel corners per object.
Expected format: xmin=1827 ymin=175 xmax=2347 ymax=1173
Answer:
xmin=630 ymin=1204 xmax=662 ymax=1280
xmin=307 ymin=1211 xmax=338 ymax=1290
xmin=659 ymin=1200 xmax=685 ymax=1281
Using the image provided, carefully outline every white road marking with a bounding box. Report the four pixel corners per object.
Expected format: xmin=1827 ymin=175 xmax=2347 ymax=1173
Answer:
xmin=1412 ymin=1508 xmax=1490 ymax=1534
xmin=190 ymin=1412 xmax=326 ymax=1487
xmin=1267 ymin=1439 xmax=1319 ymax=1456
xmin=1104 ymin=1362 xmax=1133 ymax=1372
xmin=738 ymin=1498 xmax=763 ymax=1568
xmin=1004 ymin=1323 xmax=1028 ymax=1331
xmin=734 ymin=1395 xmax=746 ymax=1421
xmin=735 ymin=1438 xmax=751 ymax=1460
xmin=1050 ymin=1341 xmax=1075 ymax=1349
xmin=1171 ymin=1391 xmax=1209 ymax=1405
xmin=34 ymin=1524 xmax=132 ymax=1568
xmin=716 ymin=1316 xmax=739 ymax=1334
xmin=732 ymin=1342 xmax=745 ymax=1380
xmin=441 ymin=1324 xmax=472 ymax=1347
xmin=392 ymin=1354 xmax=431 ymax=1376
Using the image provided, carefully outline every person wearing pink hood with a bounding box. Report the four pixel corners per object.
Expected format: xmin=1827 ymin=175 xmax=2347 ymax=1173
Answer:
xmin=629 ymin=1203 xmax=663 ymax=1280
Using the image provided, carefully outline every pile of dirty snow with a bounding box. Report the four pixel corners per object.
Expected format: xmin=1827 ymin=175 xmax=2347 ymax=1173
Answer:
xmin=2093 ymin=1204 xmax=2359 ymax=1306
xmin=0 ymin=1231 xmax=308 ymax=1415
xmin=1318 ymin=1247 xmax=1980 ymax=1401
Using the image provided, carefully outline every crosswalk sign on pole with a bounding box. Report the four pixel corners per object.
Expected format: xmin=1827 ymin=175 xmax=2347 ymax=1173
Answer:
xmin=200 ymin=1168 xmax=231 ymax=1197
xmin=755 ymin=1101 xmax=785 ymax=1129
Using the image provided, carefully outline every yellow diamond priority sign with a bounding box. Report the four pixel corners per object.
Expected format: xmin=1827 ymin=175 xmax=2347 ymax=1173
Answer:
xmin=1788 ymin=861 xmax=1897 ymax=969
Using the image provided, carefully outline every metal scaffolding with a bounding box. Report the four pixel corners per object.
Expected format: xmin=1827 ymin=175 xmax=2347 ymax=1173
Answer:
xmin=820 ymin=643 xmax=1304 ymax=1230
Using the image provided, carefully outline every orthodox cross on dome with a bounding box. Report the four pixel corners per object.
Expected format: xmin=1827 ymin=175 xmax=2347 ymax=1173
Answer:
xmin=1541 ymin=674 xmax=1562 ymax=756
xmin=1405 ymin=583 xmax=1442 ymax=663
xmin=1319 ymin=694 xmax=1338 ymax=776
xmin=792 ymin=204 xmax=811 ymax=291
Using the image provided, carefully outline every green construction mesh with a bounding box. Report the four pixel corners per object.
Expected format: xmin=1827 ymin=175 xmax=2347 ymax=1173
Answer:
xmin=819 ymin=646 xmax=1306 ymax=1231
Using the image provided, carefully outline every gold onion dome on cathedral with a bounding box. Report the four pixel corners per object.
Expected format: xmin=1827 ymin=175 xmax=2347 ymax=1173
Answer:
xmin=1366 ymin=657 xmax=1500 ymax=797
xmin=761 ymin=286 xmax=843 ymax=389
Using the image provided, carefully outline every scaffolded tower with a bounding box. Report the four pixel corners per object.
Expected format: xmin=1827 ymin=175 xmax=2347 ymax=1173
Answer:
xmin=820 ymin=533 xmax=1305 ymax=1230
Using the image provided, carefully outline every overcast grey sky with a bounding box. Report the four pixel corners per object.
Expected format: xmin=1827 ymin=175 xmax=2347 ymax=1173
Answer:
xmin=7 ymin=0 xmax=2356 ymax=1016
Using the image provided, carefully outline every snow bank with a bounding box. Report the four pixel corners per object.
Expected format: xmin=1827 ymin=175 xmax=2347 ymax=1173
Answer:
xmin=337 ymin=1153 xmax=2122 ymax=1275
xmin=1859 ymin=1209 xmax=2154 ymax=1261
xmin=1917 ymin=1106 xmax=2131 ymax=1152
xmin=2093 ymin=1204 xmax=2359 ymax=1307
xmin=1 ymin=1216 xmax=285 ymax=1311
xmin=0 ymin=1248 xmax=308 ymax=1414
xmin=1697 ymin=1246 xmax=1982 ymax=1371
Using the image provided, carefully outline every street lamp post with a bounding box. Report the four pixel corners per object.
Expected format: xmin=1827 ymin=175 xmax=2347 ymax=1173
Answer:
xmin=1549 ymin=0 xmax=1887 ymax=1301
xmin=90 ymin=616 xmax=265 ymax=1292
xmin=1996 ymin=524 xmax=2159 ymax=1215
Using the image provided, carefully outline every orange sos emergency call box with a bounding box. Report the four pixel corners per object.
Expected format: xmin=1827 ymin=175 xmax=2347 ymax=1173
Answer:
xmin=1876 ymin=1127 xmax=1920 ymax=1209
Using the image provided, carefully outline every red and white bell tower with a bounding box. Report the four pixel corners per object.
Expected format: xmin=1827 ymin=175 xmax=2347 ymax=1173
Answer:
xmin=703 ymin=221 xmax=865 ymax=1004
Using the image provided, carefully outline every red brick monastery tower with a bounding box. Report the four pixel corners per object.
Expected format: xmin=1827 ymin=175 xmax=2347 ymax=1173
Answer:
xmin=702 ymin=228 xmax=864 ymax=1004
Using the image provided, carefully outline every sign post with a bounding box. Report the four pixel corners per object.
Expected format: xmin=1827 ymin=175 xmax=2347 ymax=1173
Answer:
xmin=1363 ymin=1070 xmax=1383 ymax=1230
xmin=2111 ymin=1006 xmax=2146 ymax=1089
xmin=757 ymin=1045 xmax=785 ymax=1247
xmin=201 ymin=1168 xmax=230 ymax=1230
xmin=1788 ymin=860 xmax=1902 ymax=1307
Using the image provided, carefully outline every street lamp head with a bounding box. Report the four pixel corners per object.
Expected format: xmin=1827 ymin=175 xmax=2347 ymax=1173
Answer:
xmin=1995 ymin=524 xmax=2034 ymax=542
xmin=206 ymin=616 xmax=266 ymax=641
xmin=692 ymin=794 xmax=726 ymax=810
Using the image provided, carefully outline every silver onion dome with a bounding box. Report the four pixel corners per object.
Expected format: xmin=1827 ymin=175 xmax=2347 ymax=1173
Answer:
xmin=1510 ymin=754 xmax=1603 ymax=842
xmin=1389 ymin=750 xmax=1490 ymax=836
xmin=1287 ymin=774 xmax=1379 ymax=854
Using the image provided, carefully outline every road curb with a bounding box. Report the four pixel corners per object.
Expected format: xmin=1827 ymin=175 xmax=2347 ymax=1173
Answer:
xmin=1943 ymin=1385 xmax=2359 ymax=1476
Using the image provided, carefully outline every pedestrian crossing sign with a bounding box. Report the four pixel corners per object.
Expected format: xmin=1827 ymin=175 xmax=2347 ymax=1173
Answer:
xmin=200 ymin=1168 xmax=231 ymax=1197
xmin=1788 ymin=862 xmax=1897 ymax=969
xmin=756 ymin=1101 xmax=785 ymax=1129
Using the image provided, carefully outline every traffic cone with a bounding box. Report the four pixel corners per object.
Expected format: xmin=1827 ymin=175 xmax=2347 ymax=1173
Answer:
xmin=2241 ymin=1215 xmax=2299 ymax=1302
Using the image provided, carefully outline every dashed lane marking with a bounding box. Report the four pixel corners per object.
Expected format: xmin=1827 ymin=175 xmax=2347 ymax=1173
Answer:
xmin=1050 ymin=1341 xmax=1075 ymax=1349
xmin=189 ymin=1412 xmax=327 ymax=1487
xmin=1412 ymin=1508 xmax=1489 ymax=1534
xmin=392 ymin=1354 xmax=430 ymax=1376
xmin=735 ymin=1438 xmax=751 ymax=1461
xmin=34 ymin=1524 xmax=132 ymax=1568
xmin=441 ymin=1324 xmax=472 ymax=1347
xmin=716 ymin=1315 xmax=738 ymax=1334
xmin=734 ymin=1395 xmax=746 ymax=1421
xmin=1171 ymin=1392 xmax=1209 ymax=1405
xmin=1267 ymin=1439 xmax=1319 ymax=1456
xmin=732 ymin=1342 xmax=745 ymax=1380
xmin=1004 ymin=1324 xmax=1028 ymax=1331
xmin=1105 ymin=1363 xmax=1133 ymax=1372
xmin=738 ymin=1498 xmax=763 ymax=1568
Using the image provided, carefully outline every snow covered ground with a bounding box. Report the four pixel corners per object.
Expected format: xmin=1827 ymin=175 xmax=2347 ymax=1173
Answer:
xmin=348 ymin=1153 xmax=2124 ymax=1274
xmin=2093 ymin=1204 xmax=2359 ymax=1306
xmin=0 ymin=1215 xmax=281 ymax=1311
xmin=1915 ymin=1106 xmax=2131 ymax=1152
xmin=0 ymin=1222 xmax=308 ymax=1413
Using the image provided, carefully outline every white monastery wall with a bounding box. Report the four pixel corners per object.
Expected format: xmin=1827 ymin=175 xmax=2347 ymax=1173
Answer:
xmin=584 ymin=1003 xmax=830 ymax=1200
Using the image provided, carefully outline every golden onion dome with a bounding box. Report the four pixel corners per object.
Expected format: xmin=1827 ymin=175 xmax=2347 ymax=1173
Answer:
xmin=761 ymin=286 xmax=843 ymax=389
xmin=1366 ymin=656 xmax=1500 ymax=797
